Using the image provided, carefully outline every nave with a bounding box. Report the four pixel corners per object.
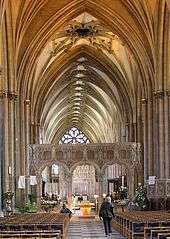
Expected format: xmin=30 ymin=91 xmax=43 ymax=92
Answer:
xmin=67 ymin=216 xmax=125 ymax=239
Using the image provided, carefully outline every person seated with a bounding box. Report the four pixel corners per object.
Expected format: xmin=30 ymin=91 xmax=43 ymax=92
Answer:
xmin=60 ymin=203 xmax=72 ymax=218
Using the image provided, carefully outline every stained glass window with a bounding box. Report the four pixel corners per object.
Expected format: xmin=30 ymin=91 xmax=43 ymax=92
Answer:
xmin=59 ymin=127 xmax=90 ymax=144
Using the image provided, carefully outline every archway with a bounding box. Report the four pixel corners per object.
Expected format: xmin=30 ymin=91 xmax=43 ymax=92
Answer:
xmin=72 ymin=164 xmax=96 ymax=198
xmin=104 ymin=163 xmax=127 ymax=201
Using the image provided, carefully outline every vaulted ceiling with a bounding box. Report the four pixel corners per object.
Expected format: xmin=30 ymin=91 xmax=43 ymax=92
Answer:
xmin=3 ymin=0 xmax=167 ymax=143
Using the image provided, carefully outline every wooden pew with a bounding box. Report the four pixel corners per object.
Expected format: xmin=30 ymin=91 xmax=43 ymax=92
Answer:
xmin=0 ymin=213 xmax=70 ymax=239
xmin=113 ymin=211 xmax=170 ymax=239
xmin=0 ymin=230 xmax=61 ymax=239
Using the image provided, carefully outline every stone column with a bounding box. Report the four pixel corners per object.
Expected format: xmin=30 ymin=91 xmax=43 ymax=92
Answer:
xmin=141 ymin=99 xmax=148 ymax=181
xmin=153 ymin=92 xmax=160 ymax=178
xmin=127 ymin=167 xmax=135 ymax=198
xmin=36 ymin=174 xmax=42 ymax=209
xmin=25 ymin=100 xmax=31 ymax=200
xmin=66 ymin=172 xmax=72 ymax=206
xmin=3 ymin=91 xmax=17 ymax=191
xmin=154 ymin=91 xmax=165 ymax=178
xmin=98 ymin=172 xmax=104 ymax=205
xmin=147 ymin=98 xmax=154 ymax=177
xmin=0 ymin=88 xmax=18 ymax=210
xmin=31 ymin=121 xmax=40 ymax=144
xmin=0 ymin=90 xmax=4 ymax=212
xmin=158 ymin=93 xmax=165 ymax=178
xmin=4 ymin=92 xmax=10 ymax=193
xmin=165 ymin=91 xmax=170 ymax=178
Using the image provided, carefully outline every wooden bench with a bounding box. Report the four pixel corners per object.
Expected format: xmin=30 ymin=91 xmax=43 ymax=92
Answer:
xmin=0 ymin=230 xmax=61 ymax=238
xmin=144 ymin=227 xmax=170 ymax=238
xmin=158 ymin=232 xmax=170 ymax=238
xmin=113 ymin=211 xmax=170 ymax=239
xmin=0 ymin=213 xmax=70 ymax=239
xmin=150 ymin=229 xmax=170 ymax=239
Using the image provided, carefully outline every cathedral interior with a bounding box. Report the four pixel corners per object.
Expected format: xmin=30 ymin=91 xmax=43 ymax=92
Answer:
xmin=0 ymin=0 xmax=170 ymax=238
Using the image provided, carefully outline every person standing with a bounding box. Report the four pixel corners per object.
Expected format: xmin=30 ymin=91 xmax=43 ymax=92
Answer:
xmin=99 ymin=196 xmax=114 ymax=237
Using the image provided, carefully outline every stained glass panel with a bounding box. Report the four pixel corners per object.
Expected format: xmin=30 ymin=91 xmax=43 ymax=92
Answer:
xmin=59 ymin=127 xmax=90 ymax=144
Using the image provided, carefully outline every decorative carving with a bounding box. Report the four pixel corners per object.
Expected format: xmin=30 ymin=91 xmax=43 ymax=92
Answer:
xmin=157 ymin=181 xmax=166 ymax=196
xmin=51 ymin=20 xmax=121 ymax=57
xmin=29 ymin=143 xmax=141 ymax=176
xmin=146 ymin=179 xmax=170 ymax=198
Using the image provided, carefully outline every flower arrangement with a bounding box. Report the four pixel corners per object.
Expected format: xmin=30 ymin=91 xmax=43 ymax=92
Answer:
xmin=41 ymin=199 xmax=57 ymax=212
xmin=28 ymin=193 xmax=36 ymax=204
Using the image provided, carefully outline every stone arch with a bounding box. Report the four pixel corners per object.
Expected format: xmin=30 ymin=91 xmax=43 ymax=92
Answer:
xmin=70 ymin=160 xmax=100 ymax=175
xmin=34 ymin=160 xmax=70 ymax=207
xmin=101 ymin=158 xmax=140 ymax=198
xmin=37 ymin=160 xmax=69 ymax=176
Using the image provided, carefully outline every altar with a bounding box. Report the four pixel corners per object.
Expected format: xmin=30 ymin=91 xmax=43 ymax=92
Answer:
xmin=79 ymin=201 xmax=95 ymax=218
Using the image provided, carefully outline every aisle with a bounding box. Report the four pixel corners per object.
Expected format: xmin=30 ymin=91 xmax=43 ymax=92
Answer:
xmin=67 ymin=216 xmax=125 ymax=239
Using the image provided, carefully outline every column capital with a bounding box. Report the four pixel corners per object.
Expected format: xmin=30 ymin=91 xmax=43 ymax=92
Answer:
xmin=165 ymin=90 xmax=170 ymax=97
xmin=140 ymin=98 xmax=148 ymax=104
xmin=25 ymin=99 xmax=30 ymax=105
xmin=0 ymin=90 xmax=18 ymax=101
xmin=153 ymin=90 xmax=164 ymax=99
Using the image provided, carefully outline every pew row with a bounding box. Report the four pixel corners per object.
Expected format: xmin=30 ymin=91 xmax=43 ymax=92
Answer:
xmin=0 ymin=213 xmax=70 ymax=239
xmin=0 ymin=230 xmax=61 ymax=238
xmin=112 ymin=211 xmax=170 ymax=239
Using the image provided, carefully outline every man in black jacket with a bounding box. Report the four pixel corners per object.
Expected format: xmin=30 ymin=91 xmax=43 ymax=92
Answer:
xmin=99 ymin=196 xmax=114 ymax=237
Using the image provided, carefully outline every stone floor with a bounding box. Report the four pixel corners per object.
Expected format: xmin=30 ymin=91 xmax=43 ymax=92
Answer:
xmin=66 ymin=216 xmax=125 ymax=239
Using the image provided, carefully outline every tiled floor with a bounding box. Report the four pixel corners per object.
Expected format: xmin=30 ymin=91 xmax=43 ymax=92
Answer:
xmin=67 ymin=216 xmax=125 ymax=239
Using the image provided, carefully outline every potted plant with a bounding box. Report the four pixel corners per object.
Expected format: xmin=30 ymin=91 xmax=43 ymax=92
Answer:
xmin=28 ymin=193 xmax=36 ymax=204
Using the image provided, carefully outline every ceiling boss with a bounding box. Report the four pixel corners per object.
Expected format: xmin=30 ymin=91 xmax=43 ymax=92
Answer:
xmin=51 ymin=13 xmax=121 ymax=57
